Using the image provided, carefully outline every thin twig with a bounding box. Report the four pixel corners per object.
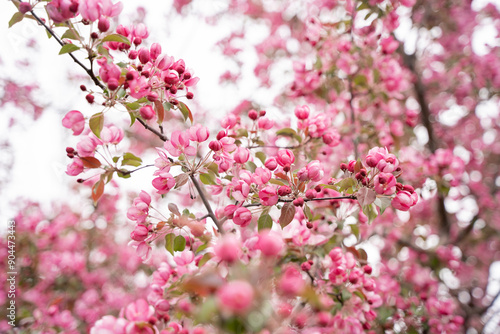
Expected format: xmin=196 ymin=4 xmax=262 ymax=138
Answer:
xmin=243 ymin=195 xmax=356 ymax=208
xmin=29 ymin=9 xmax=105 ymax=90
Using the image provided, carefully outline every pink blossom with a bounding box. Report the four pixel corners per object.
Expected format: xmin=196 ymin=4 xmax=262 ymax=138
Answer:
xmin=253 ymin=167 xmax=271 ymax=185
xmin=138 ymin=47 xmax=150 ymax=64
xmin=264 ymin=158 xmax=278 ymax=170
xmin=233 ymin=147 xmax=250 ymax=164
xmin=46 ymin=0 xmax=78 ymax=23
xmin=76 ymin=135 xmax=99 ymax=157
xmin=365 ymin=147 xmax=387 ymax=167
xmin=90 ymin=315 xmax=128 ymax=334
xmin=380 ymin=36 xmax=399 ymax=54
xmin=233 ymin=207 xmax=252 ymax=227
xmin=219 ymin=136 xmax=237 ymax=152
xmin=125 ymin=299 xmax=153 ymax=322
xmin=221 ymin=114 xmax=238 ymax=129
xmin=188 ymin=124 xmax=210 ymax=142
xmin=130 ymin=224 xmax=149 ymax=242
xmin=135 ymin=241 xmax=152 ymax=261
xmin=152 ymin=171 xmax=175 ymax=194
xmin=100 ymin=125 xmax=123 ymax=145
xmin=377 ymin=154 xmax=399 ymax=172
xmin=217 ymin=281 xmax=254 ymax=315
xmin=297 ymin=160 xmax=324 ymax=182
xmin=276 ymin=149 xmax=295 ymax=168
xmin=256 ymin=232 xmax=283 ymax=257
xmin=66 ymin=157 xmax=84 ymax=176
xmin=373 ymin=173 xmax=397 ymax=195
xmin=259 ymin=186 xmax=279 ymax=206
xmin=164 ymin=131 xmax=196 ymax=157
xmin=230 ymin=179 xmax=250 ymax=201
xmin=98 ymin=60 xmax=121 ymax=86
xmin=392 ymin=190 xmax=418 ymax=211
xmin=62 ymin=110 xmax=85 ymax=135
xmin=322 ymin=130 xmax=340 ymax=147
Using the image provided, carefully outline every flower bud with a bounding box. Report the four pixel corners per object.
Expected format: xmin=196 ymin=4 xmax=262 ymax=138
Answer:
xmin=293 ymin=197 xmax=304 ymax=207
xmin=19 ymin=2 xmax=32 ymax=14
xmin=140 ymin=105 xmax=155 ymax=120
xmin=264 ymin=158 xmax=278 ymax=171
xmin=208 ymin=140 xmax=222 ymax=151
xmin=138 ymin=47 xmax=150 ymax=64
xmin=98 ymin=17 xmax=110 ymax=33
xmin=131 ymin=224 xmax=149 ymax=241
xmin=248 ymin=109 xmax=258 ymax=120
xmin=150 ymin=43 xmax=162 ymax=60
xmin=278 ymin=186 xmax=292 ymax=196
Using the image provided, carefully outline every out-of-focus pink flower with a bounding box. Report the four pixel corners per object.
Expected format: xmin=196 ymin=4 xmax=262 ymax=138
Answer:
xmin=259 ymin=186 xmax=278 ymax=206
xmin=294 ymin=105 xmax=310 ymax=119
xmin=125 ymin=299 xmax=153 ymax=322
xmin=253 ymin=167 xmax=272 ymax=185
xmin=174 ymin=249 xmax=194 ymax=266
xmin=278 ymin=266 xmax=305 ymax=297
xmin=127 ymin=191 xmax=151 ymax=222
xmin=214 ymin=236 xmax=241 ymax=263
xmin=76 ymin=135 xmax=99 ymax=157
xmin=380 ymin=36 xmax=399 ymax=54
xmin=79 ymin=0 xmax=123 ymax=22
xmin=322 ymin=130 xmax=340 ymax=147
xmin=164 ymin=131 xmax=196 ymax=157
xmin=46 ymin=0 xmax=79 ymax=23
xmin=256 ymin=232 xmax=283 ymax=257
xmin=221 ymin=114 xmax=238 ymax=129
xmin=392 ymin=190 xmax=418 ymax=211
xmin=217 ymin=281 xmax=254 ymax=315
xmin=90 ymin=315 xmax=128 ymax=334
xmin=66 ymin=157 xmax=84 ymax=176
xmin=257 ymin=117 xmax=274 ymax=130
xmin=130 ymin=224 xmax=149 ymax=242
xmin=233 ymin=207 xmax=252 ymax=227
xmin=62 ymin=110 xmax=85 ymax=135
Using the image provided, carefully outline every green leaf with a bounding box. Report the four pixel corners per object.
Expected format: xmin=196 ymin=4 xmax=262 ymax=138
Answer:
xmin=353 ymin=290 xmax=366 ymax=301
xmin=112 ymin=156 xmax=120 ymax=163
xmin=335 ymin=178 xmax=357 ymax=192
xmin=9 ymin=12 xmax=24 ymax=28
xmin=89 ymin=112 xmax=104 ymax=138
xmin=198 ymin=253 xmax=212 ymax=267
xmin=258 ymin=214 xmax=273 ymax=231
xmin=279 ymin=202 xmax=296 ymax=228
xmin=353 ymin=74 xmax=367 ymax=87
xmin=165 ymin=233 xmax=175 ymax=255
xmin=122 ymin=152 xmax=142 ymax=167
xmin=276 ymin=128 xmax=297 ymax=137
xmin=61 ymin=29 xmax=80 ymax=40
xmin=126 ymin=101 xmax=140 ymax=110
xmin=357 ymin=187 xmax=376 ymax=207
xmin=196 ymin=242 xmax=209 ymax=254
xmin=59 ymin=43 xmax=80 ymax=55
xmin=303 ymin=204 xmax=313 ymax=221
xmin=173 ymin=235 xmax=186 ymax=252
xmin=374 ymin=197 xmax=391 ymax=214
xmin=178 ymin=101 xmax=193 ymax=123
xmin=102 ymin=33 xmax=131 ymax=45
xmin=351 ymin=224 xmax=359 ymax=240
xmin=236 ymin=128 xmax=248 ymax=138
xmin=341 ymin=289 xmax=352 ymax=302
xmin=199 ymin=173 xmax=216 ymax=185
xmin=128 ymin=111 xmax=136 ymax=126
xmin=117 ymin=170 xmax=131 ymax=178
xmin=255 ymin=151 xmax=266 ymax=165
xmin=245 ymin=161 xmax=257 ymax=173
xmin=362 ymin=204 xmax=378 ymax=223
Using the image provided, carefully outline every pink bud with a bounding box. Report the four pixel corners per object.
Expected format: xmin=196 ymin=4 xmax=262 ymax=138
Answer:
xmin=138 ymin=47 xmax=150 ymax=64
xmin=278 ymin=185 xmax=292 ymax=196
xmin=19 ymin=2 xmax=32 ymax=14
xmin=248 ymin=109 xmax=258 ymax=120
xmin=265 ymin=158 xmax=278 ymax=171
xmin=276 ymin=149 xmax=295 ymax=168
xmin=140 ymin=105 xmax=155 ymax=120
xmin=259 ymin=186 xmax=279 ymax=206
xmin=209 ymin=140 xmax=222 ymax=151
xmin=294 ymin=105 xmax=310 ymax=119
xmin=215 ymin=236 xmax=241 ymax=263
xmin=233 ymin=207 xmax=252 ymax=227
xmin=98 ymin=17 xmax=110 ymax=33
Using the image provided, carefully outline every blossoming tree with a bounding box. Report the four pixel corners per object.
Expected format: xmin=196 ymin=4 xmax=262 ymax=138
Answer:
xmin=3 ymin=0 xmax=500 ymax=333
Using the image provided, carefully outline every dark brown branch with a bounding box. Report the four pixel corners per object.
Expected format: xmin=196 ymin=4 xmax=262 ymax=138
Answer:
xmin=29 ymin=10 xmax=105 ymax=90
xmin=136 ymin=118 xmax=168 ymax=141
xmin=117 ymin=164 xmax=155 ymax=176
xmin=243 ymin=195 xmax=356 ymax=208
xmin=190 ymin=175 xmax=224 ymax=234
xmin=400 ymin=49 xmax=451 ymax=236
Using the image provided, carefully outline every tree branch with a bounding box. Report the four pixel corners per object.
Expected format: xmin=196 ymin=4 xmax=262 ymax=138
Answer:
xmin=136 ymin=118 xmax=168 ymax=142
xmin=190 ymin=174 xmax=224 ymax=234
xmin=243 ymin=195 xmax=356 ymax=208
